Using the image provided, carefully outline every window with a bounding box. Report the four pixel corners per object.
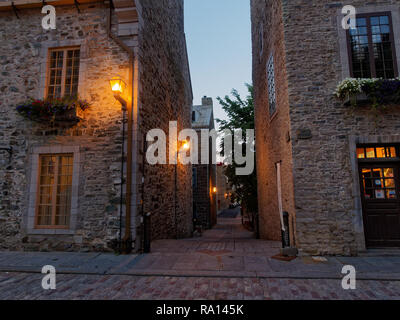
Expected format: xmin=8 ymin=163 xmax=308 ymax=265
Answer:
xmin=357 ymin=146 xmax=397 ymax=159
xmin=36 ymin=154 xmax=73 ymax=229
xmin=361 ymin=168 xmax=397 ymax=199
xmin=267 ymin=54 xmax=276 ymax=116
xmin=348 ymin=13 xmax=398 ymax=78
xmin=47 ymin=47 xmax=80 ymax=99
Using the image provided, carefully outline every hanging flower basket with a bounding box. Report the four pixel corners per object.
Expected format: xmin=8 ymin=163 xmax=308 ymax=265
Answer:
xmin=334 ymin=78 xmax=400 ymax=109
xmin=16 ymin=96 xmax=90 ymax=123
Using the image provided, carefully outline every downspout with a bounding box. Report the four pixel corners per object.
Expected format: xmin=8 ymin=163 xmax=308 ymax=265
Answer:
xmin=106 ymin=1 xmax=134 ymax=253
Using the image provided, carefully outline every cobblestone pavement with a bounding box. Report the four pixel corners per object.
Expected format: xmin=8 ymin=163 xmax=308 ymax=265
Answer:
xmin=1 ymin=217 xmax=400 ymax=280
xmin=0 ymin=272 xmax=399 ymax=300
xmin=0 ymin=216 xmax=400 ymax=299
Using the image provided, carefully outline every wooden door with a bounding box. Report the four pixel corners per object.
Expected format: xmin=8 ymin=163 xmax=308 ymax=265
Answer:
xmin=360 ymin=164 xmax=400 ymax=247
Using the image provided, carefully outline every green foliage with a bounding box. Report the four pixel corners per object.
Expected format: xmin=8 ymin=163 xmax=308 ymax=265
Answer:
xmin=216 ymin=84 xmax=258 ymax=215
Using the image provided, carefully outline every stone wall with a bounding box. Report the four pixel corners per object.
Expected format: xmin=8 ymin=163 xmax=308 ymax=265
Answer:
xmin=0 ymin=0 xmax=194 ymax=252
xmin=252 ymin=0 xmax=400 ymax=255
xmin=136 ymin=0 xmax=193 ymax=240
xmin=282 ymin=0 xmax=400 ymax=255
xmin=251 ymin=0 xmax=297 ymax=244
xmin=0 ymin=3 xmax=130 ymax=251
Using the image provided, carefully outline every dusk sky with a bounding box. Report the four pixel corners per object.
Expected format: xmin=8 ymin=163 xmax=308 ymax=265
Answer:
xmin=184 ymin=0 xmax=252 ymax=128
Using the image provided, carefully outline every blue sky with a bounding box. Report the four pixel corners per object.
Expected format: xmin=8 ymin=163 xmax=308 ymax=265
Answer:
xmin=184 ymin=0 xmax=252 ymax=127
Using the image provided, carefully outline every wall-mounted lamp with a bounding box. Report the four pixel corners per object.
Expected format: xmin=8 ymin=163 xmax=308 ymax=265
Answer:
xmin=213 ymin=187 xmax=217 ymax=194
xmin=109 ymin=76 xmax=127 ymax=111
xmin=181 ymin=140 xmax=190 ymax=152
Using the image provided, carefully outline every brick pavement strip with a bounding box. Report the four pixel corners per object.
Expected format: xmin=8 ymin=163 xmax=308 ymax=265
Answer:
xmin=0 ymin=272 xmax=399 ymax=300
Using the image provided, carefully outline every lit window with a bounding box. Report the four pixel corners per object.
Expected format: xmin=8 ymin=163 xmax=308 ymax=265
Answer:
xmin=361 ymin=167 xmax=397 ymax=199
xmin=267 ymin=54 xmax=276 ymax=116
xmin=47 ymin=48 xmax=80 ymax=99
xmin=357 ymin=146 xmax=398 ymax=159
xmin=36 ymin=154 xmax=73 ymax=228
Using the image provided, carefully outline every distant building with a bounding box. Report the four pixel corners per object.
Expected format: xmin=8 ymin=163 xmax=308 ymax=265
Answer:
xmin=216 ymin=163 xmax=231 ymax=213
xmin=192 ymin=96 xmax=217 ymax=229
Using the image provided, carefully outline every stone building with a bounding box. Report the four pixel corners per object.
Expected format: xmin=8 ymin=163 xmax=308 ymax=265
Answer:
xmin=251 ymin=0 xmax=400 ymax=255
xmin=0 ymin=0 xmax=193 ymax=252
xmin=216 ymin=163 xmax=231 ymax=213
xmin=192 ymin=96 xmax=217 ymax=229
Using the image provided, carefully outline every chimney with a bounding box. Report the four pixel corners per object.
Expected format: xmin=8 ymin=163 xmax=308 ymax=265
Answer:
xmin=202 ymin=96 xmax=213 ymax=106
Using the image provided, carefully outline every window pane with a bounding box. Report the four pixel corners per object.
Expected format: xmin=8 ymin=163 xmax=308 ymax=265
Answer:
xmin=384 ymin=168 xmax=394 ymax=178
xmin=371 ymin=17 xmax=380 ymax=25
xmin=385 ymin=179 xmax=395 ymax=188
xmin=47 ymin=50 xmax=64 ymax=99
xmin=376 ymin=147 xmax=386 ymax=158
xmin=64 ymin=49 xmax=80 ymax=97
xmin=350 ymin=26 xmax=372 ymax=78
xmin=387 ymin=190 xmax=397 ymax=199
xmin=371 ymin=15 xmax=395 ymax=79
xmin=55 ymin=155 xmax=73 ymax=227
xmin=357 ymin=18 xmax=367 ymax=26
xmin=366 ymin=148 xmax=375 ymax=158
xmin=380 ymin=16 xmax=389 ymax=24
xmin=357 ymin=148 xmax=365 ymax=159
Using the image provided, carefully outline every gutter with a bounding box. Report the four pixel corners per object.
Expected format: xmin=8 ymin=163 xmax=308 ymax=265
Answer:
xmin=106 ymin=0 xmax=135 ymax=254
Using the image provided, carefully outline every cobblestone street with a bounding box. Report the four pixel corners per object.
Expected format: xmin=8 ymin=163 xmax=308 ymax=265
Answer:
xmin=1 ymin=272 xmax=400 ymax=300
xmin=0 ymin=214 xmax=400 ymax=300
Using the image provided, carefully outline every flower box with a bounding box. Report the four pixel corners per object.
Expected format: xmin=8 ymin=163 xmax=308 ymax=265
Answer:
xmin=16 ymin=97 xmax=89 ymax=124
xmin=335 ymin=78 xmax=400 ymax=108
xmin=343 ymin=93 xmax=369 ymax=107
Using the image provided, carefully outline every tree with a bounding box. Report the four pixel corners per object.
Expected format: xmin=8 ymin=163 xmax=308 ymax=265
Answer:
xmin=216 ymin=84 xmax=258 ymax=233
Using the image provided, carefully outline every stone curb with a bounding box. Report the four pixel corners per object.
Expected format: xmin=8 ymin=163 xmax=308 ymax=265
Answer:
xmin=1 ymin=268 xmax=400 ymax=281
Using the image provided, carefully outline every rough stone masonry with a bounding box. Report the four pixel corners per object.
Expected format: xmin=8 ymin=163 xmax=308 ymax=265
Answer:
xmin=0 ymin=0 xmax=193 ymax=252
xmin=251 ymin=0 xmax=400 ymax=256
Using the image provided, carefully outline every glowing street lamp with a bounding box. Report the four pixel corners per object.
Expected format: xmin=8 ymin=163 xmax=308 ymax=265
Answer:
xmin=182 ymin=140 xmax=190 ymax=151
xmin=110 ymin=76 xmax=126 ymax=94
xmin=109 ymin=76 xmax=127 ymax=110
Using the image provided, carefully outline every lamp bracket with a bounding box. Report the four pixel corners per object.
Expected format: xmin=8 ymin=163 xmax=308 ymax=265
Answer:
xmin=114 ymin=94 xmax=127 ymax=111
xmin=11 ymin=2 xmax=20 ymax=19
xmin=74 ymin=0 xmax=81 ymax=13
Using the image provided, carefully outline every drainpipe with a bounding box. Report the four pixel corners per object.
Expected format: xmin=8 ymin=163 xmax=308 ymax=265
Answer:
xmin=106 ymin=1 xmax=134 ymax=253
